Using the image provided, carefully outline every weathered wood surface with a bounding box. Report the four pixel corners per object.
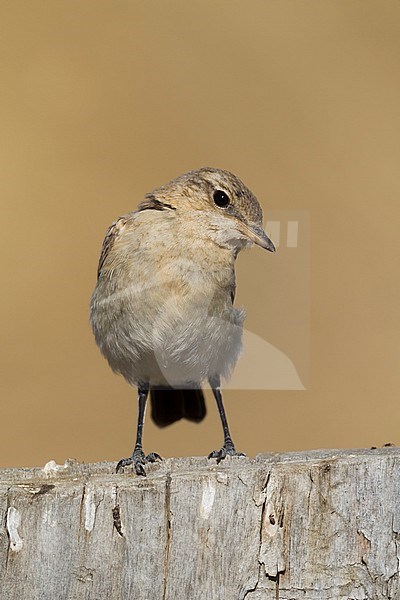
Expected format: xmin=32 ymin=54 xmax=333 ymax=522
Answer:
xmin=0 ymin=448 xmax=399 ymax=599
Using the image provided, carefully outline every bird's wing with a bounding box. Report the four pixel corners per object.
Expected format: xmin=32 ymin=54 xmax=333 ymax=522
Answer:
xmin=96 ymin=202 xmax=176 ymax=280
xmin=97 ymin=215 xmax=130 ymax=279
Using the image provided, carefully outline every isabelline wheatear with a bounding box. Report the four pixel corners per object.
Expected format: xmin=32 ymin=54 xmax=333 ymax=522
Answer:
xmin=90 ymin=168 xmax=275 ymax=475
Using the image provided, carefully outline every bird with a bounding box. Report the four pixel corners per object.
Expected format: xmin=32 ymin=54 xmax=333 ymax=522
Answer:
xmin=90 ymin=167 xmax=275 ymax=476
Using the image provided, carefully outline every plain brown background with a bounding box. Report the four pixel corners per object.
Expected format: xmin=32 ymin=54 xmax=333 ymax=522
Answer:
xmin=1 ymin=1 xmax=399 ymax=468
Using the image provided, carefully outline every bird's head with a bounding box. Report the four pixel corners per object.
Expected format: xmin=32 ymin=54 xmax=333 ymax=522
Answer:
xmin=140 ymin=167 xmax=276 ymax=254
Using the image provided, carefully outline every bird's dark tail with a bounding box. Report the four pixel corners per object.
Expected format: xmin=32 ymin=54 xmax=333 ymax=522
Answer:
xmin=150 ymin=387 xmax=206 ymax=428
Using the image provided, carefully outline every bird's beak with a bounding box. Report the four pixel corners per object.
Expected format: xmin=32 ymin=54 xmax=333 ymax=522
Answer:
xmin=239 ymin=223 xmax=276 ymax=252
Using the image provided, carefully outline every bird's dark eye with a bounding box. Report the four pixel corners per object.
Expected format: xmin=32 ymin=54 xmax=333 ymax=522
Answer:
xmin=213 ymin=189 xmax=230 ymax=208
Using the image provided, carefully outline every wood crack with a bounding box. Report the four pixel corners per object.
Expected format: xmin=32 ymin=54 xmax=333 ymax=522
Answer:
xmin=162 ymin=472 xmax=172 ymax=600
xmin=111 ymin=485 xmax=124 ymax=538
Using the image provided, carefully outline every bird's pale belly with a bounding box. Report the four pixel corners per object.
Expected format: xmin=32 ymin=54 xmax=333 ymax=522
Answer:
xmin=91 ymin=289 xmax=245 ymax=388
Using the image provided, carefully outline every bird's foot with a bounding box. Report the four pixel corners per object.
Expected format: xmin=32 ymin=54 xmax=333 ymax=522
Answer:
xmin=116 ymin=449 xmax=162 ymax=476
xmin=208 ymin=442 xmax=246 ymax=464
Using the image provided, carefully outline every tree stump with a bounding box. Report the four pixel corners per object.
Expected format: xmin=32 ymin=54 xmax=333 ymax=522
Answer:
xmin=1 ymin=448 xmax=399 ymax=599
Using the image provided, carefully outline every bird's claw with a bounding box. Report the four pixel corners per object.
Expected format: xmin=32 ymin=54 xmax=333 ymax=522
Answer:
xmin=116 ymin=450 xmax=162 ymax=476
xmin=208 ymin=444 xmax=246 ymax=464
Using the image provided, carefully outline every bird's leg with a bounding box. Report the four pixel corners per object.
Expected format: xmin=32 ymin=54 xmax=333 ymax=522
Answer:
xmin=207 ymin=377 xmax=245 ymax=463
xmin=116 ymin=385 xmax=162 ymax=476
